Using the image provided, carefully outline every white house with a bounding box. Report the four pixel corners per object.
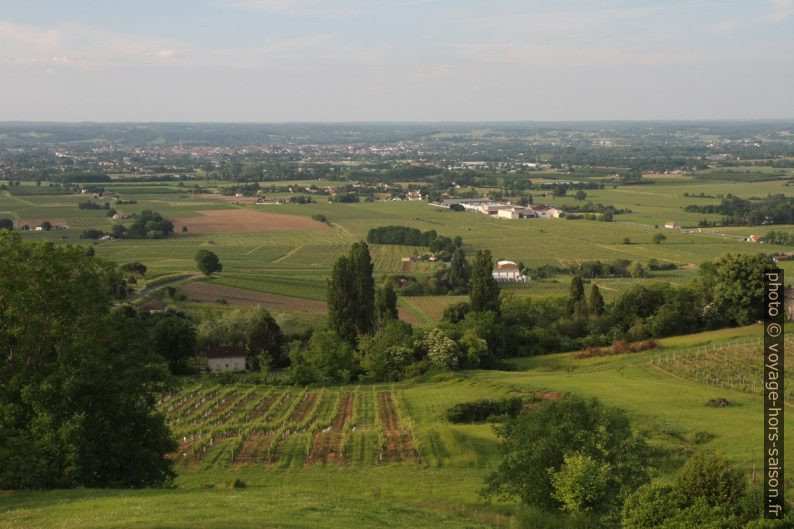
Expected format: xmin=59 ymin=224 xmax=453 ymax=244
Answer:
xmin=527 ymin=205 xmax=561 ymax=218
xmin=207 ymin=345 xmax=247 ymax=373
xmin=664 ymin=222 xmax=681 ymax=230
xmin=492 ymin=260 xmax=529 ymax=282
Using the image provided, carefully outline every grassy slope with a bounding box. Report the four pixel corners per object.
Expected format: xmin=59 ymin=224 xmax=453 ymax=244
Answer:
xmin=2 ymin=324 xmax=788 ymax=529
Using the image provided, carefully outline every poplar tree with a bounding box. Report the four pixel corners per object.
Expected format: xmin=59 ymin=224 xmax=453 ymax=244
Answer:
xmin=469 ymin=249 xmax=500 ymax=313
xmin=349 ymin=241 xmax=375 ymax=335
xmin=588 ymin=284 xmax=605 ymax=316
xmin=566 ymin=276 xmax=586 ymax=317
xmin=327 ymin=256 xmax=357 ymax=343
xmin=448 ymin=247 xmax=470 ymax=292
xmin=375 ymin=282 xmax=399 ymax=326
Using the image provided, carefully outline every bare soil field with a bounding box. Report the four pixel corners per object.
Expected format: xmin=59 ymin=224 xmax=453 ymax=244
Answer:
xmin=180 ymin=282 xmax=327 ymax=313
xmin=377 ymin=392 xmax=416 ymax=464
xmin=179 ymin=282 xmax=422 ymax=324
xmin=307 ymin=393 xmax=354 ymax=465
xmin=171 ymin=209 xmax=327 ymax=233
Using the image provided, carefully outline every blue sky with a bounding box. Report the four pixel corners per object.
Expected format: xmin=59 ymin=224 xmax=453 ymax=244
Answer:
xmin=1 ymin=0 xmax=792 ymax=121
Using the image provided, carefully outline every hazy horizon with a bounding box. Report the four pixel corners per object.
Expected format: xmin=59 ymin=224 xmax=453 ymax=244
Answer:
xmin=2 ymin=0 xmax=793 ymax=122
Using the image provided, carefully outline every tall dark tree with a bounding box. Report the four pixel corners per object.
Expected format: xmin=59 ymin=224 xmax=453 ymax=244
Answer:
xmin=0 ymin=231 xmax=175 ymax=489
xmin=448 ymin=247 xmax=470 ymax=292
xmin=566 ymin=276 xmax=586 ymax=317
xmin=247 ymin=308 xmax=285 ymax=370
xmin=469 ymin=249 xmax=500 ymax=313
xmin=588 ymin=284 xmax=605 ymax=316
xmin=0 ymin=218 xmax=12 ymax=230
xmin=349 ymin=241 xmax=375 ymax=335
xmin=375 ymin=282 xmax=399 ymax=326
xmin=149 ymin=311 xmax=197 ymax=374
xmin=327 ymin=256 xmax=358 ymax=343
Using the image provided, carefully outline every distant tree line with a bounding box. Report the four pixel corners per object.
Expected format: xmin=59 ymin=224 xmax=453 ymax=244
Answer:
xmin=685 ymin=193 xmax=794 ymax=225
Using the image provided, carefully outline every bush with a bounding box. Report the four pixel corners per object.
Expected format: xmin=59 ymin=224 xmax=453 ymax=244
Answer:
xmin=446 ymin=397 xmax=524 ymax=423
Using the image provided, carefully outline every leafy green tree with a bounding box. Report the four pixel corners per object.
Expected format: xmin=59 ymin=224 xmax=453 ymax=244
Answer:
xmin=484 ymin=395 xmax=649 ymax=513
xmin=358 ymin=320 xmax=414 ymax=381
xmin=588 ymin=284 xmax=605 ymax=316
xmin=652 ymin=233 xmax=666 ymax=244
xmin=566 ymin=276 xmax=586 ymax=317
xmin=469 ymin=249 xmax=500 ymax=313
xmin=194 ymin=249 xmax=222 ymax=276
xmin=575 ymin=190 xmax=587 ymax=200
xmin=246 ymin=308 xmax=285 ymax=370
xmin=0 ymin=231 xmax=175 ymax=489
xmin=549 ymin=452 xmax=613 ymax=514
xmin=375 ymin=282 xmax=398 ymax=326
xmin=327 ymin=255 xmax=357 ymax=343
xmin=0 ymin=218 xmax=12 ymax=230
xmin=289 ymin=329 xmax=357 ymax=383
xmin=420 ymin=327 xmax=460 ymax=370
xmin=121 ymin=261 xmax=148 ymax=286
xmin=447 ymin=247 xmax=470 ymax=292
xmin=675 ymin=451 xmax=746 ymax=508
xmin=442 ymin=301 xmax=471 ymax=324
xmin=148 ymin=311 xmax=197 ymax=374
xmin=703 ymin=253 xmax=776 ymax=325
xmin=40 ymin=220 xmax=52 ymax=231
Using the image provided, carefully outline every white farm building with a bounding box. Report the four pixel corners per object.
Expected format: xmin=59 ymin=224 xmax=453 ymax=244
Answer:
xmin=492 ymin=260 xmax=529 ymax=282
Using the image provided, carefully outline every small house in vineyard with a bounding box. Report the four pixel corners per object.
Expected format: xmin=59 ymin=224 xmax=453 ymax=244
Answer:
xmin=492 ymin=260 xmax=529 ymax=282
xmin=207 ymin=345 xmax=247 ymax=372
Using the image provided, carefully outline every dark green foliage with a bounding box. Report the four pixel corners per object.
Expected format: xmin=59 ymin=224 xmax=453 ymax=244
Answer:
xmin=685 ymin=193 xmax=794 ymax=225
xmin=566 ymin=276 xmax=586 ymax=317
xmin=367 ymin=225 xmax=438 ymax=246
xmin=125 ymin=210 xmax=174 ymax=239
xmin=357 ymin=320 xmax=414 ymax=382
xmin=588 ymin=284 xmax=605 ymax=316
xmin=350 ymin=241 xmax=375 ymax=335
xmin=469 ymin=249 xmax=500 ymax=313
xmin=328 ymin=242 xmax=376 ymax=342
xmin=148 ymin=311 xmax=197 ymax=374
xmin=289 ymin=329 xmax=358 ymax=384
xmin=80 ymin=229 xmax=105 ymax=239
xmin=0 ymin=218 xmax=13 ymax=230
xmin=442 ymin=301 xmax=471 ymax=324
xmin=447 ymin=248 xmax=470 ymax=292
xmin=375 ymin=282 xmax=398 ymax=326
xmin=327 ymin=256 xmax=357 ymax=343
xmin=621 ymin=451 xmax=788 ymax=529
xmin=0 ymin=232 xmax=175 ymax=489
xmin=652 ymin=233 xmax=666 ymax=244
xmin=701 ymin=253 xmax=777 ymax=325
xmin=484 ymin=395 xmax=649 ymax=514
xmin=57 ymin=171 xmax=111 ymax=183
xmin=194 ymin=249 xmax=222 ymax=276
xmin=246 ymin=308 xmax=285 ymax=369
xmin=446 ymin=398 xmax=524 ymax=423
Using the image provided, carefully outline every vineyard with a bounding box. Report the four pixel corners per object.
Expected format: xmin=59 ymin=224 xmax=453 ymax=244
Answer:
xmin=650 ymin=337 xmax=794 ymax=398
xmin=160 ymin=385 xmax=421 ymax=469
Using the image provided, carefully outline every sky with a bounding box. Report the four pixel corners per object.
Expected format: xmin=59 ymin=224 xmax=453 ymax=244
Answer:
xmin=0 ymin=0 xmax=793 ymax=122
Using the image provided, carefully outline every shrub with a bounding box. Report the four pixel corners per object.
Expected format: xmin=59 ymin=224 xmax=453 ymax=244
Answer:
xmin=446 ymin=397 xmax=524 ymax=423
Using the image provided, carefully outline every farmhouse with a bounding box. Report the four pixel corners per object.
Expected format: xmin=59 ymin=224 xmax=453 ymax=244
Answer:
xmin=664 ymin=222 xmax=681 ymax=230
xmin=746 ymin=234 xmax=763 ymax=243
xmin=142 ymin=300 xmax=169 ymax=314
xmin=207 ymin=345 xmax=248 ymax=372
xmin=492 ymin=260 xmax=529 ymax=282
xmin=406 ymin=191 xmax=423 ymax=201
xmin=527 ymin=205 xmax=561 ymax=218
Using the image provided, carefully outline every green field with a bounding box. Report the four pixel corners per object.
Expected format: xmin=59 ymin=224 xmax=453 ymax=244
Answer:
xmin=3 ymin=177 xmax=789 ymax=321
xmin=1 ymin=324 xmax=787 ymax=528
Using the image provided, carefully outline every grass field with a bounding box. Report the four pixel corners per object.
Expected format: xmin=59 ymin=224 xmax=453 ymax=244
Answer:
xmin=4 ymin=176 xmax=787 ymax=322
xmin=1 ymin=324 xmax=787 ymax=528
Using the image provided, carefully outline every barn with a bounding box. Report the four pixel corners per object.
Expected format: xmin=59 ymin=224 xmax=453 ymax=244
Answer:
xmin=207 ymin=345 xmax=248 ymax=372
